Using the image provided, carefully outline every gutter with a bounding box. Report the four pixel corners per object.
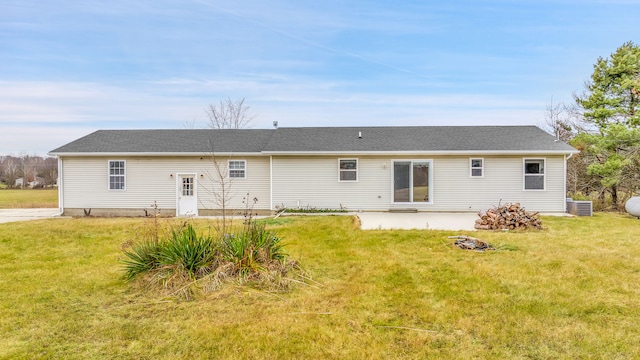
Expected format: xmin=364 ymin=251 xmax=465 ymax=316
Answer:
xmin=48 ymin=150 xmax=580 ymax=158
xmin=47 ymin=152 xmax=266 ymax=157
xmin=261 ymin=150 xmax=580 ymax=156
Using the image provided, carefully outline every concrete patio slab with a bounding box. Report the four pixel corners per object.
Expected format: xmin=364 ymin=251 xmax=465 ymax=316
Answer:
xmin=357 ymin=212 xmax=478 ymax=231
xmin=0 ymin=208 xmax=60 ymax=224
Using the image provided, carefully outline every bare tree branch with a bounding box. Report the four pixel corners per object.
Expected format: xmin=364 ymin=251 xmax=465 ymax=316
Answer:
xmin=539 ymin=98 xmax=588 ymax=142
xmin=205 ymin=97 xmax=254 ymax=129
xmin=183 ymin=117 xmax=198 ymax=129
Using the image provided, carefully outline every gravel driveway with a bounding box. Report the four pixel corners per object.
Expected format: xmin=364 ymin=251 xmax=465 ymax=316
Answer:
xmin=0 ymin=208 xmax=60 ymax=224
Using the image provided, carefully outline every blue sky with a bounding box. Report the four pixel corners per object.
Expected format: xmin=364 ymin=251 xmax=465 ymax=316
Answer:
xmin=1 ymin=0 xmax=638 ymax=154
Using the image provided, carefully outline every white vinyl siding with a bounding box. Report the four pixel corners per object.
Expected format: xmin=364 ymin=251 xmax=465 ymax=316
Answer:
xmin=271 ymin=155 xmax=567 ymax=212
xmin=271 ymin=156 xmax=389 ymax=211
xmin=59 ymin=154 xmax=568 ymax=214
xmin=431 ymin=156 xmax=564 ymax=212
xmin=60 ymin=156 xmax=271 ymax=211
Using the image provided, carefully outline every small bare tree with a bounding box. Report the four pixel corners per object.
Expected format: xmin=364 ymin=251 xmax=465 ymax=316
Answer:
xmin=539 ymin=99 xmax=602 ymax=199
xmin=205 ymin=97 xmax=254 ymax=129
xmin=209 ymin=155 xmax=234 ymax=235
xmin=0 ymin=156 xmax=5 ymax=184
xmin=539 ymin=98 xmax=587 ymax=141
xmin=197 ymin=141 xmax=236 ymax=236
xmin=41 ymin=157 xmax=58 ymax=187
xmin=18 ymin=154 xmax=37 ymax=188
xmin=4 ymin=157 xmax=20 ymax=188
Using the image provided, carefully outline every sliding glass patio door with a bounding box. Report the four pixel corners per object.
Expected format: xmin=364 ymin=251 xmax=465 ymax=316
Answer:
xmin=393 ymin=161 xmax=430 ymax=203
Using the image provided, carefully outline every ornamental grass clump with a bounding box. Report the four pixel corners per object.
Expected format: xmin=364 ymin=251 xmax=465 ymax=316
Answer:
xmin=122 ymin=223 xmax=218 ymax=286
xmin=220 ymin=221 xmax=299 ymax=290
xmin=122 ymin=218 xmax=303 ymax=297
xmin=222 ymin=222 xmax=286 ymax=274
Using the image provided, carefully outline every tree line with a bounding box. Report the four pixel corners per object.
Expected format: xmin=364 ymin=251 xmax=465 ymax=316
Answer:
xmin=0 ymin=155 xmax=58 ymax=188
xmin=542 ymin=41 xmax=640 ymax=210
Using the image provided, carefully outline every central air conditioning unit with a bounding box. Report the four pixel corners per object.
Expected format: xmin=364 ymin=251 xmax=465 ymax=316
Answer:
xmin=566 ymin=199 xmax=592 ymax=216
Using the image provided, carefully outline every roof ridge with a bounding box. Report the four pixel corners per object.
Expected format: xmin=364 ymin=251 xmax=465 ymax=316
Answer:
xmin=49 ymin=126 xmax=575 ymax=155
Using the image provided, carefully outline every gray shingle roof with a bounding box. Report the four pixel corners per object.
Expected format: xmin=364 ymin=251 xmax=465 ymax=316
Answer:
xmin=263 ymin=126 xmax=576 ymax=152
xmin=49 ymin=129 xmax=276 ymax=154
xmin=49 ymin=126 xmax=577 ymax=155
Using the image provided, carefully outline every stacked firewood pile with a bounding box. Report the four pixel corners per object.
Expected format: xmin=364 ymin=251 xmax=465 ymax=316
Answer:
xmin=474 ymin=202 xmax=542 ymax=230
xmin=449 ymin=235 xmax=494 ymax=251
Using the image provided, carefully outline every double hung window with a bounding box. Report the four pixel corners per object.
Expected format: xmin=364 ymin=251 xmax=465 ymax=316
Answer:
xmin=470 ymin=158 xmax=483 ymax=177
xmin=228 ymin=160 xmax=246 ymax=178
xmin=524 ymin=159 xmax=545 ymax=190
xmin=108 ymin=160 xmax=125 ymax=190
xmin=339 ymin=159 xmax=358 ymax=181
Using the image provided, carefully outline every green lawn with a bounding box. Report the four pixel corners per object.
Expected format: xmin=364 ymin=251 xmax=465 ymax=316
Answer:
xmin=1 ymin=213 xmax=639 ymax=359
xmin=0 ymin=189 xmax=58 ymax=208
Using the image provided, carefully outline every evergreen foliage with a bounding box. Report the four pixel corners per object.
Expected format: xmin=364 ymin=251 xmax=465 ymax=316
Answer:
xmin=572 ymin=41 xmax=640 ymax=209
xmin=577 ymin=41 xmax=640 ymax=129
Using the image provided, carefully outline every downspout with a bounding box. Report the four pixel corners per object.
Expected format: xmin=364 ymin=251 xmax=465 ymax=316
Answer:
xmin=57 ymin=157 xmax=64 ymax=216
xmin=269 ymin=155 xmax=273 ymax=212
xmin=564 ymin=153 xmax=574 ymax=214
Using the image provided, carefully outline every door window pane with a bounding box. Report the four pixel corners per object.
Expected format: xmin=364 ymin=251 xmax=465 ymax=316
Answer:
xmin=412 ymin=162 xmax=429 ymax=202
xmin=393 ymin=162 xmax=410 ymax=202
xmin=394 ymin=161 xmax=431 ymax=203
xmin=182 ymin=177 xmax=194 ymax=196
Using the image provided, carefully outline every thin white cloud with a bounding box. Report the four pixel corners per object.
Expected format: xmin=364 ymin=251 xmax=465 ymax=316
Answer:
xmin=1 ymin=0 xmax=636 ymax=155
xmin=0 ymin=125 xmax=96 ymax=155
xmin=0 ymin=81 xmax=204 ymax=124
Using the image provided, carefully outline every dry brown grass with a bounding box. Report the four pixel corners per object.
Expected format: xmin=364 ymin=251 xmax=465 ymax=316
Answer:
xmin=1 ymin=213 xmax=639 ymax=359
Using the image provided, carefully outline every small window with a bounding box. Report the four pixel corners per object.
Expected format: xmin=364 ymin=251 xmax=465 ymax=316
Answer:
xmin=228 ymin=160 xmax=246 ymax=178
xmin=470 ymin=158 xmax=483 ymax=177
xmin=339 ymin=159 xmax=358 ymax=181
xmin=524 ymin=159 xmax=545 ymax=190
xmin=108 ymin=160 xmax=126 ymax=190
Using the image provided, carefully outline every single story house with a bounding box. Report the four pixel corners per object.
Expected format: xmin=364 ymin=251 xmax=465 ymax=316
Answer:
xmin=48 ymin=126 xmax=578 ymax=217
xmin=14 ymin=176 xmax=46 ymax=188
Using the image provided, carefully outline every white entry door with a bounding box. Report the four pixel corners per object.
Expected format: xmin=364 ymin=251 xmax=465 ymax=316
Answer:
xmin=177 ymin=174 xmax=198 ymax=216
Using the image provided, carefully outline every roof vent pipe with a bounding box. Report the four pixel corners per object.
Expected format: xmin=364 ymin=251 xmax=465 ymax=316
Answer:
xmin=358 ymin=131 xmax=362 ymax=139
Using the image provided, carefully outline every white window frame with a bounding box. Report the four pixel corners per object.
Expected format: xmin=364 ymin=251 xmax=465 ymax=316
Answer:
xmin=523 ymin=158 xmax=546 ymax=191
xmin=391 ymin=159 xmax=433 ymax=204
xmin=228 ymin=160 xmax=246 ymax=179
xmin=108 ymin=160 xmax=126 ymax=191
xmin=470 ymin=158 xmax=484 ymax=178
xmin=338 ymin=158 xmax=358 ymax=182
